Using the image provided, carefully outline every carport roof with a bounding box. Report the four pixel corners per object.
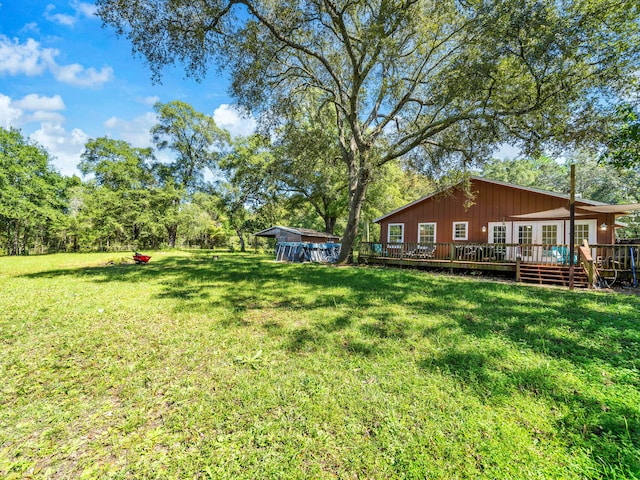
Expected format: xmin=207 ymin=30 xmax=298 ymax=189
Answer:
xmin=254 ymin=226 xmax=340 ymax=240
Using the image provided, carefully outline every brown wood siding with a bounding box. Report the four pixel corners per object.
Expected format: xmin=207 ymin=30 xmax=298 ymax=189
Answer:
xmin=378 ymin=178 xmax=615 ymax=244
xmin=300 ymin=235 xmax=339 ymax=243
xmin=277 ymin=232 xmax=302 ymax=242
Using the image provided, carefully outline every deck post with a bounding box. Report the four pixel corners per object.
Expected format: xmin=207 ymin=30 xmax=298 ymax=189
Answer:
xmin=449 ymin=243 xmax=455 ymax=273
xmin=569 ymin=164 xmax=576 ymax=290
xmin=587 ymin=261 xmax=594 ymax=288
xmin=579 ymin=243 xmax=595 ymax=289
xmin=516 ymin=256 xmax=521 ymax=282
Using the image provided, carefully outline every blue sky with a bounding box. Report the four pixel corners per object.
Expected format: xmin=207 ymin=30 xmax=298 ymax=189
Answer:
xmin=0 ymin=0 xmax=257 ymax=176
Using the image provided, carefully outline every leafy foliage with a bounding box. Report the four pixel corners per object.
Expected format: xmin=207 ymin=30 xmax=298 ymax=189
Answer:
xmin=480 ymin=152 xmax=640 ymax=205
xmin=0 ymin=127 xmax=67 ymax=255
xmin=76 ymin=137 xmax=166 ymax=249
xmin=152 ymin=101 xmax=230 ymax=193
xmin=601 ymin=104 xmax=640 ymax=169
xmin=218 ymin=134 xmax=277 ymax=251
xmin=151 ymin=101 xmax=231 ymax=247
xmin=97 ymin=0 xmax=640 ymax=262
xmin=272 ymin=101 xmax=349 ymax=235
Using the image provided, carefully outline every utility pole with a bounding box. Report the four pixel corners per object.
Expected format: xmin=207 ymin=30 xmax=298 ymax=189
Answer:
xmin=569 ymin=164 xmax=575 ymax=290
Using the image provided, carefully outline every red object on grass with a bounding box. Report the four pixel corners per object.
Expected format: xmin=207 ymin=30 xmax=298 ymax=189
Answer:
xmin=133 ymin=252 xmax=151 ymax=264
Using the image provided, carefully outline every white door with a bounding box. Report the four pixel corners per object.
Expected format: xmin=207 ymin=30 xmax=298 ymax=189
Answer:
xmin=488 ymin=222 xmax=512 ymax=260
xmin=564 ymin=220 xmax=597 ymax=246
xmin=513 ymin=221 xmax=564 ymax=261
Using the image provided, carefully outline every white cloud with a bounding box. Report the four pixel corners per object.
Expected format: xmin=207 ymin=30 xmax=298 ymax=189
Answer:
xmin=137 ymin=96 xmax=160 ymax=106
xmin=212 ymin=104 xmax=256 ymax=138
xmin=50 ymin=62 xmax=114 ymax=87
xmin=0 ymin=94 xmax=23 ymax=128
xmin=0 ymin=36 xmax=52 ymax=76
xmin=30 ymin=122 xmax=89 ymax=176
xmin=43 ymin=2 xmax=97 ymax=26
xmin=13 ymin=93 xmax=65 ymax=111
xmin=44 ymin=4 xmax=75 ymax=26
xmin=71 ymin=1 xmax=97 ymax=18
xmin=20 ymin=22 xmax=40 ymax=34
xmin=0 ymin=35 xmax=113 ymax=87
xmin=26 ymin=111 xmax=66 ymax=124
xmin=0 ymin=92 xmax=85 ymax=175
xmin=0 ymin=93 xmax=66 ymax=129
xmin=495 ymin=143 xmax=521 ymax=159
xmin=103 ymin=112 xmax=158 ymax=147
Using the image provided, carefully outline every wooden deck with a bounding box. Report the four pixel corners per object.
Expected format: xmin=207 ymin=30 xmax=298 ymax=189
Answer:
xmin=361 ymin=255 xmax=516 ymax=272
xmin=358 ymin=242 xmax=639 ymax=288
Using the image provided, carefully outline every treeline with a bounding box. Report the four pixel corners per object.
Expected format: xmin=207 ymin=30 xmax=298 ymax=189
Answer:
xmin=0 ymin=101 xmax=436 ymax=255
xmin=3 ymin=99 xmax=640 ymax=256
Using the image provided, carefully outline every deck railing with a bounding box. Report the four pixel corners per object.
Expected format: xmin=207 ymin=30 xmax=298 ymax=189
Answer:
xmin=359 ymin=242 xmax=640 ymax=268
xmin=359 ymin=242 xmax=639 ymax=287
xmin=590 ymin=244 xmax=640 ymax=270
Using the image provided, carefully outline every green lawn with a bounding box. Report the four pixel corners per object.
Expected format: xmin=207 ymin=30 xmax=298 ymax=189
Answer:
xmin=1 ymin=251 xmax=639 ymax=479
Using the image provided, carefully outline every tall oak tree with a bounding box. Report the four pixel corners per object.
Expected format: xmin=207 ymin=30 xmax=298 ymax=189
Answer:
xmin=98 ymin=0 xmax=640 ymax=262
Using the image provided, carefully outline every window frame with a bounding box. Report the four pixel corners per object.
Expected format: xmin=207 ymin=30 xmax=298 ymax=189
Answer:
xmin=417 ymin=222 xmax=437 ymax=244
xmin=387 ymin=223 xmax=405 ymax=245
xmin=574 ymin=223 xmax=590 ymax=246
xmin=488 ymin=222 xmax=510 ymax=244
xmin=452 ymin=221 xmax=468 ymax=241
xmin=564 ymin=219 xmax=596 ymax=246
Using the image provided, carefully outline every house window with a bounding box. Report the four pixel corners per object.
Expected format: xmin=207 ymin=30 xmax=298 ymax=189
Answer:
xmin=518 ymin=225 xmax=533 ymax=257
xmin=452 ymin=222 xmax=468 ymax=241
xmin=418 ymin=223 xmax=436 ymax=244
xmin=541 ymin=225 xmax=558 ymax=246
xmin=575 ymin=224 xmax=590 ymax=246
xmin=388 ymin=223 xmax=404 ymax=244
xmin=492 ymin=225 xmax=506 ymax=244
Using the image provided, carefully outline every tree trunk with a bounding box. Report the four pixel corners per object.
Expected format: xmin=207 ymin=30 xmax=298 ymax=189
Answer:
xmin=325 ymin=216 xmax=336 ymax=235
xmin=21 ymin=221 xmax=29 ymax=255
xmin=337 ymin=183 xmax=367 ymax=263
xmin=236 ymin=228 xmax=246 ymax=252
xmin=167 ymin=223 xmax=178 ymax=248
xmin=337 ymin=151 xmax=370 ymax=264
xmin=12 ymin=221 xmax=20 ymax=256
xmin=4 ymin=224 xmax=12 ymax=255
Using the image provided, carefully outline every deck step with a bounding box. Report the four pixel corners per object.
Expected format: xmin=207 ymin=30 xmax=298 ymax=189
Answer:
xmin=519 ymin=264 xmax=589 ymax=287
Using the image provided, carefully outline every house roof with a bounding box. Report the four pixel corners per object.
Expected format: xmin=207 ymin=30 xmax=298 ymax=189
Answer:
xmin=510 ymin=204 xmax=640 ymax=219
xmin=510 ymin=207 xmax=590 ymax=219
xmin=373 ymin=176 xmax=609 ymax=223
xmin=254 ymin=225 xmax=340 ymax=240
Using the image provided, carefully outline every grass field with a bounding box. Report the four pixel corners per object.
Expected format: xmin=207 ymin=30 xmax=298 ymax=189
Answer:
xmin=1 ymin=250 xmax=639 ymax=479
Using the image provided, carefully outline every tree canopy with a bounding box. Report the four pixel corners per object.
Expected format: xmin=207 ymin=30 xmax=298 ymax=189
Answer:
xmin=79 ymin=137 xmax=162 ymax=249
xmin=0 ymin=127 xmax=67 ymax=255
xmin=600 ymin=104 xmax=640 ymax=170
xmin=152 ymin=101 xmax=231 ymax=192
xmin=97 ymin=0 xmax=640 ymax=262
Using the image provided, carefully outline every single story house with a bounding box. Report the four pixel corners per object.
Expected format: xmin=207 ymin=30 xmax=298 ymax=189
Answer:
xmin=375 ymin=176 xmax=624 ymax=249
xmin=365 ymin=177 xmax=640 ymax=287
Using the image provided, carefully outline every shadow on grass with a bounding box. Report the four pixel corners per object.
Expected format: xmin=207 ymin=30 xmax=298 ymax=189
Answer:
xmin=20 ymin=252 xmax=640 ymax=369
xmin=20 ymin=251 xmax=640 ymax=473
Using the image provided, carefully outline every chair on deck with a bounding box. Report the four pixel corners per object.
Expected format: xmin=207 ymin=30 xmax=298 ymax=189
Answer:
xmin=483 ymin=245 xmax=506 ymax=261
xmin=457 ymin=245 xmax=482 ymax=261
xmin=413 ymin=244 xmax=436 ymax=259
xmin=547 ymin=246 xmax=577 ymax=265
